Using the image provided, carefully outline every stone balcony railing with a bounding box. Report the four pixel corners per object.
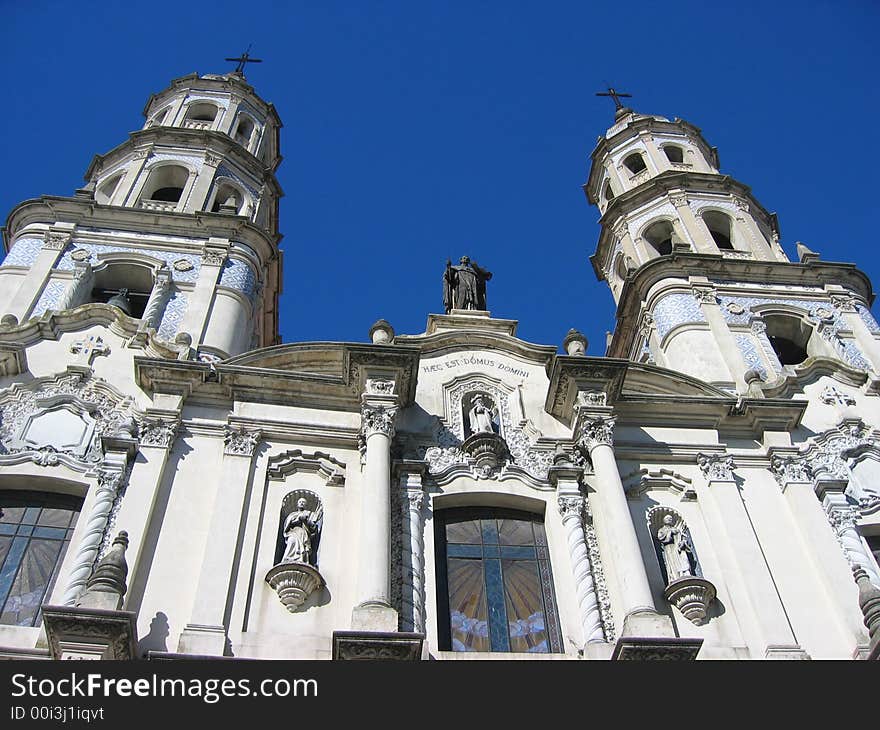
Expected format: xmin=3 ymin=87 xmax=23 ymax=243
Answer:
xmin=140 ymin=199 xmax=178 ymax=212
xmin=183 ymin=119 xmax=213 ymax=130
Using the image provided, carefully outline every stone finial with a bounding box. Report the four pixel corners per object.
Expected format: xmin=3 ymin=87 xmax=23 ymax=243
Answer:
xmin=76 ymin=531 xmax=130 ymax=611
xmin=796 ymin=241 xmax=819 ymax=263
xmin=853 ymin=565 xmax=880 ymax=659
xmin=369 ymin=319 xmax=395 ymax=344
xmin=563 ymin=329 xmax=588 ymax=356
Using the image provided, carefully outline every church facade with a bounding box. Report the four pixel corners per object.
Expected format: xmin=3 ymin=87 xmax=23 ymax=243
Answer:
xmin=0 ymin=71 xmax=877 ymax=660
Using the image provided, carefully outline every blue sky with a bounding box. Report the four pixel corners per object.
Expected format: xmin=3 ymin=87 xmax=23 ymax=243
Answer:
xmin=1 ymin=1 xmax=878 ymax=354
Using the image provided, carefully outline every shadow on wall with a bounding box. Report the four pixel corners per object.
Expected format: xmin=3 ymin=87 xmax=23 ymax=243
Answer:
xmin=137 ymin=611 xmax=169 ymax=656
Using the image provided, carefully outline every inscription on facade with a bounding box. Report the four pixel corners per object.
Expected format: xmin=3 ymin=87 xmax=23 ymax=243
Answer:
xmin=421 ymin=354 xmax=530 ymax=379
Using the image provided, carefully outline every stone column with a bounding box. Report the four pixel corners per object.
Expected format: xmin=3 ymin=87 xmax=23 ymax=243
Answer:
xmin=774 ymin=463 xmax=869 ymax=645
xmin=557 ymin=493 xmax=606 ymax=645
xmin=398 ymin=466 xmax=427 ymax=634
xmin=695 ymin=454 xmax=806 ymax=658
xmin=823 ymin=492 xmax=880 ymax=587
xmin=177 ymin=426 xmax=261 ymax=656
xmin=61 ymin=439 xmax=135 ymax=605
xmin=141 ymin=267 xmax=172 ymax=330
xmin=577 ymin=412 xmax=672 ymax=637
xmin=670 ymin=194 xmax=713 ymax=253
xmin=352 ymin=383 xmax=399 ymax=632
xmin=56 ymin=261 xmax=93 ymax=312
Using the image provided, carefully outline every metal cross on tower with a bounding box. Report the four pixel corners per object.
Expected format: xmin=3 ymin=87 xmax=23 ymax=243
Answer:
xmin=595 ymin=86 xmax=632 ymax=111
xmin=225 ymin=46 xmax=263 ymax=75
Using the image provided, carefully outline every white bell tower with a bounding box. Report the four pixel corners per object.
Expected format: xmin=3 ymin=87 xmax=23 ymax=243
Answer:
xmin=585 ymin=93 xmax=880 ymax=394
xmin=0 ymin=66 xmax=284 ymax=361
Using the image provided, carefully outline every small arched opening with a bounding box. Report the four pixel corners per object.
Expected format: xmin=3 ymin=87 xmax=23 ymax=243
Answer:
xmin=139 ymin=165 xmax=189 ymax=210
xmin=703 ymin=211 xmax=734 ymax=250
xmin=623 ymin=152 xmax=647 ymax=175
xmin=663 ymin=145 xmax=684 ymax=164
xmin=762 ymin=314 xmax=812 ymax=366
xmin=88 ymin=263 xmax=155 ymax=319
xmin=602 ymin=181 xmax=615 ymax=202
xmin=643 ymin=220 xmax=675 ymax=257
xmin=95 ymin=173 xmax=123 ymax=205
xmin=210 ymin=182 xmax=246 ymax=215
xmin=146 ymin=107 xmax=170 ymax=128
xmin=233 ymin=115 xmax=256 ymax=148
xmin=183 ymin=103 xmax=218 ymax=129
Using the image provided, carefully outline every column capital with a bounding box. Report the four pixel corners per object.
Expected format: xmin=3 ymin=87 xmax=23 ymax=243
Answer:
xmin=361 ymin=401 xmax=398 ymax=439
xmin=576 ymin=414 xmax=616 ymax=453
xmin=223 ymin=425 xmax=262 ymax=457
xmin=557 ymin=494 xmax=587 ymax=522
xmin=139 ymin=418 xmax=179 ymax=450
xmin=697 ymin=453 xmax=735 ymax=482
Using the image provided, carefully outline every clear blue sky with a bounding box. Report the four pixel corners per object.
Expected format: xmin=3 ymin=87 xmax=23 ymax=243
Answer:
xmin=2 ymin=1 xmax=878 ymax=354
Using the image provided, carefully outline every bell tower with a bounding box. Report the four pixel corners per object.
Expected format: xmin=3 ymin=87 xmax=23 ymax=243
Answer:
xmin=0 ymin=67 xmax=283 ymax=361
xmin=585 ymin=97 xmax=880 ymax=393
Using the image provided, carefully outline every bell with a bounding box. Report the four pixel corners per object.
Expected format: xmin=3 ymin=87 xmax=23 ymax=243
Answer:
xmin=106 ymin=288 xmax=132 ymax=316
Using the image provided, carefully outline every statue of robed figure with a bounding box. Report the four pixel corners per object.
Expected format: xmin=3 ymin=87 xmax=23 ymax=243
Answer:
xmin=281 ymin=497 xmax=323 ymax=566
xmin=443 ymin=256 xmax=492 ymax=313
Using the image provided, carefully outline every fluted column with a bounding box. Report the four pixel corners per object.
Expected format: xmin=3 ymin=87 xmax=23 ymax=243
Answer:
xmin=578 ymin=414 xmax=660 ymax=631
xmin=352 ymin=381 xmax=399 ymax=632
xmin=142 ymin=267 xmax=172 ymax=329
xmin=558 ymin=495 xmax=605 ymax=644
xmin=56 ymin=261 xmax=93 ymax=312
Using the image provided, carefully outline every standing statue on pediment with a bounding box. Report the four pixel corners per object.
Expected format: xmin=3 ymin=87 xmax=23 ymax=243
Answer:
xmin=656 ymin=514 xmax=694 ymax=581
xmin=443 ymin=256 xmax=492 ymax=313
xmin=468 ymin=395 xmax=497 ymax=435
xmin=281 ymin=497 xmax=323 ymax=566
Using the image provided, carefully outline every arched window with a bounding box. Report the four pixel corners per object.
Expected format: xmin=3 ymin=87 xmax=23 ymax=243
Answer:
xmin=623 ymin=152 xmax=647 ymax=175
xmin=763 ymin=314 xmax=811 ymax=366
xmin=703 ymin=211 xmax=734 ymax=250
xmin=233 ymin=115 xmax=255 ymax=148
xmin=0 ymin=491 xmax=82 ymax=626
xmin=95 ymin=173 xmax=123 ymax=205
xmin=210 ymin=183 xmax=245 ymax=215
xmin=89 ymin=263 xmax=154 ymax=319
xmin=643 ymin=220 xmax=675 ymax=256
xmin=602 ymin=181 xmax=615 ymax=202
xmin=663 ymin=145 xmax=684 ymax=164
xmin=138 ymin=165 xmax=189 ymax=211
xmin=435 ymin=507 xmax=563 ymax=653
xmin=146 ymin=107 xmax=169 ymax=128
xmin=183 ymin=102 xmax=218 ymax=129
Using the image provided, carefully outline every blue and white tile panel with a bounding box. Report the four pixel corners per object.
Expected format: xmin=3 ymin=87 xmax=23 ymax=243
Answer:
xmin=1 ymin=237 xmax=44 ymax=268
xmin=157 ymin=291 xmax=188 ymax=341
xmin=57 ymin=243 xmax=201 ymax=284
xmin=219 ymin=258 xmax=257 ymax=304
xmin=31 ymin=280 xmax=68 ymax=317
xmin=857 ymin=304 xmax=880 ymax=334
xmin=734 ymin=334 xmax=768 ymax=380
xmin=652 ymin=292 xmax=706 ymax=341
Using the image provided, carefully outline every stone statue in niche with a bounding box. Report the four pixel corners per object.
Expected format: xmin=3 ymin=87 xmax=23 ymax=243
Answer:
xmin=468 ymin=394 xmax=497 ymax=436
xmin=646 ymin=505 xmax=715 ymax=625
xmin=656 ymin=514 xmax=694 ymax=580
xmin=281 ymin=497 xmax=323 ymax=566
xmin=266 ymin=489 xmax=326 ymax=612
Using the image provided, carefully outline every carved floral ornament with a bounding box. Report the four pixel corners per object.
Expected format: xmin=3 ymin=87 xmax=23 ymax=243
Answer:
xmin=223 ymin=425 xmax=262 ymax=456
xmin=0 ymin=371 xmax=178 ymax=469
xmin=577 ymin=416 xmax=616 ymax=452
xmin=361 ymin=403 xmax=397 ymax=439
xmin=696 ymin=453 xmax=735 ymax=482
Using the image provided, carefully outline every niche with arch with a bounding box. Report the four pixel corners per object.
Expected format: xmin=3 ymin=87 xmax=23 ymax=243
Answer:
xmin=138 ymin=164 xmax=189 ymax=210
xmin=761 ymin=313 xmax=816 ymax=366
xmin=232 ymin=114 xmax=257 ymax=149
xmin=209 ymin=181 xmax=248 ymax=215
xmin=146 ymin=107 xmax=170 ymax=128
xmin=662 ymin=145 xmax=685 ymax=164
xmin=602 ymin=180 xmax=616 ymax=202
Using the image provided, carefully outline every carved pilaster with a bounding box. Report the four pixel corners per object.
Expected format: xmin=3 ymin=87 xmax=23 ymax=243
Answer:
xmin=697 ymin=453 xmax=735 ymax=482
xmin=42 ymin=230 xmax=71 ymax=251
xmin=139 ymin=418 xmax=179 ymax=449
xmin=770 ymin=456 xmax=812 ymax=490
xmin=56 ymin=262 xmax=93 ymax=311
xmin=142 ymin=269 xmax=172 ymax=329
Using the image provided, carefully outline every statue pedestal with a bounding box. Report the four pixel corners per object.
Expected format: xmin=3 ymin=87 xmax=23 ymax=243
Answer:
xmin=332 ymin=630 xmax=424 ymax=660
xmin=664 ymin=576 xmax=716 ymax=625
xmin=42 ymin=605 xmax=137 ymax=660
xmin=265 ymin=562 xmax=324 ymax=612
xmin=611 ymin=636 xmax=703 ymax=661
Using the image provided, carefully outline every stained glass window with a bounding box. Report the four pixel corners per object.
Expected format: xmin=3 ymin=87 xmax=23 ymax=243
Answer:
xmin=0 ymin=491 xmax=81 ymax=627
xmin=435 ymin=508 xmax=563 ymax=653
